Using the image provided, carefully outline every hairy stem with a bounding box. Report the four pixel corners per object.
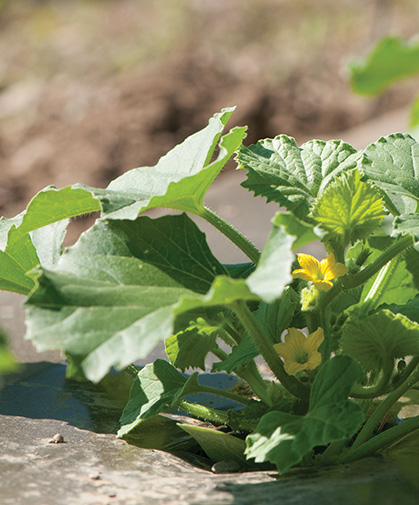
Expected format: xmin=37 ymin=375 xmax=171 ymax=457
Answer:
xmin=195 ymin=383 xmax=254 ymax=406
xmin=350 ymin=363 xmax=419 ymax=451
xmin=178 ymin=399 xmax=230 ymax=425
xmin=237 ymin=361 xmax=272 ymax=406
xmin=198 ymin=206 xmax=261 ymax=264
xmin=363 ymin=256 xmax=400 ymax=311
xmin=350 ymin=358 xmax=394 ymax=399
xmin=338 ymin=415 xmax=419 ymax=464
xmin=230 ymin=300 xmax=310 ymax=401
xmin=343 ymin=235 xmax=413 ymax=290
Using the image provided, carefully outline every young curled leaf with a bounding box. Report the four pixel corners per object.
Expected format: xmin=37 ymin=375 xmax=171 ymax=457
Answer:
xmin=310 ymin=169 xmax=385 ymax=250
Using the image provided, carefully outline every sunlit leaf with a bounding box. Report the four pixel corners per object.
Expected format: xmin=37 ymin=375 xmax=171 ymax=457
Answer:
xmin=245 ymin=356 xmax=363 ymax=473
xmin=237 ymin=136 xmax=359 ymax=222
xmin=75 ymin=108 xmax=245 ymax=220
xmin=361 ymin=134 xmax=419 ymax=216
xmin=311 ymin=170 xmax=385 ymax=247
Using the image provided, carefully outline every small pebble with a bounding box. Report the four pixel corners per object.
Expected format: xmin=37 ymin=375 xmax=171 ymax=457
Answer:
xmin=211 ymin=460 xmax=242 ymax=474
xmin=48 ymin=433 xmax=64 ymax=444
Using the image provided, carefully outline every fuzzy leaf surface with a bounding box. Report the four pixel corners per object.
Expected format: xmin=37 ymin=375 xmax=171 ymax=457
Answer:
xmin=237 ymin=136 xmax=359 ymax=222
xmin=361 ymin=134 xmax=419 ymax=216
xmin=245 ymin=356 xmax=363 ymax=473
xmin=311 ymin=169 xmax=385 ymax=245
xmin=75 ymin=109 xmax=245 ymax=220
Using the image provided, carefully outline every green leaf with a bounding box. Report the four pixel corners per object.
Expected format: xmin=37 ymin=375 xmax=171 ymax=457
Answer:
xmin=364 ymin=236 xmax=417 ymax=305
xmin=272 ymin=211 xmax=322 ymax=250
xmin=75 ymin=108 xmax=245 ymax=220
xmin=341 ymin=308 xmax=419 ymax=371
xmin=349 ymin=36 xmax=419 ymax=96
xmin=178 ymin=423 xmax=250 ymax=466
xmin=117 ymin=414 xmax=194 ymax=452
xmin=212 ymin=289 xmax=298 ymax=375
xmin=0 ymin=246 xmax=37 ymax=295
xmin=118 ymin=359 xmax=188 ymax=435
xmin=311 ymin=170 xmax=385 ymax=247
xmin=245 ymin=356 xmax=363 ymax=473
xmin=254 ymin=288 xmax=298 ymax=344
xmin=237 ymin=136 xmax=359 ymax=222
xmin=393 ymin=213 xmax=419 ymax=240
xmin=245 ymin=225 xmax=294 ymax=303
xmin=165 ymin=317 xmax=221 ymax=372
xmin=0 ymin=186 xmax=100 ymax=294
xmin=385 ymin=295 xmax=419 ymax=324
xmin=24 ymin=212 xmax=264 ymax=382
xmin=0 ymin=186 xmax=100 ymax=250
xmin=361 ymin=134 xmax=419 ymax=216
xmin=212 ymin=334 xmax=257 ymax=374
xmin=0 ymin=330 xmax=18 ymax=375
xmin=24 ymin=214 xmax=220 ymax=382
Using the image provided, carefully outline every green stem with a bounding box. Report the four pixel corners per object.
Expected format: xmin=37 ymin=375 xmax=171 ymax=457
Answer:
xmin=198 ymin=206 xmax=261 ymax=264
xmin=343 ymin=235 xmax=413 ymax=290
xmin=178 ymin=399 xmax=230 ymax=425
xmin=237 ymin=361 xmax=272 ymax=406
xmin=393 ymin=357 xmax=419 ymax=389
xmin=230 ymin=300 xmax=310 ymax=401
xmin=195 ymin=383 xmax=254 ymax=406
xmin=124 ymin=364 xmax=141 ymax=380
xmin=350 ymin=364 xmax=419 ymax=451
xmin=338 ymin=416 xmax=419 ymax=464
xmin=363 ymin=256 xmax=400 ymax=311
xmin=212 ymin=338 xmax=272 ymax=405
xmin=350 ymin=359 xmax=394 ymax=399
xmin=319 ymin=438 xmax=349 ymax=465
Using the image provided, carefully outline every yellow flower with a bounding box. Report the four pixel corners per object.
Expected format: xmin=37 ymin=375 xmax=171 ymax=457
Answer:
xmin=274 ymin=328 xmax=324 ymax=375
xmin=292 ymin=253 xmax=348 ymax=292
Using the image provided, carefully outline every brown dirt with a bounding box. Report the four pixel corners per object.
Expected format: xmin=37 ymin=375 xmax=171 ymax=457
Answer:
xmin=1 ymin=0 xmax=419 ymax=219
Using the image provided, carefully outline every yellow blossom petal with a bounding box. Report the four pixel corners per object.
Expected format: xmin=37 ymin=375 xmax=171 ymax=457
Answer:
xmin=305 ymin=327 xmax=325 ymax=352
xmin=275 ymin=327 xmax=324 ymax=376
xmin=292 ymin=253 xmax=348 ymax=291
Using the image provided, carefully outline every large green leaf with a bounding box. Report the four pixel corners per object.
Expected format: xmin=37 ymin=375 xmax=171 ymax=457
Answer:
xmin=0 ymin=186 xmax=101 ymax=294
xmin=361 ymin=134 xmax=419 ymax=216
xmin=165 ymin=317 xmax=221 ymax=372
xmin=25 ymin=211 xmax=295 ymax=382
xmin=245 ymin=225 xmax=294 ymax=303
xmin=118 ymin=359 xmax=188 ymax=435
xmin=311 ymin=169 xmax=385 ymax=248
xmin=75 ymin=108 xmax=245 ymax=220
xmin=237 ymin=136 xmax=359 ymax=222
xmin=349 ymin=36 xmax=419 ymax=96
xmin=341 ymin=308 xmax=419 ymax=371
xmin=24 ymin=214 xmax=222 ymax=382
xmin=178 ymin=423 xmax=250 ymax=466
xmin=245 ymin=356 xmax=363 ymax=473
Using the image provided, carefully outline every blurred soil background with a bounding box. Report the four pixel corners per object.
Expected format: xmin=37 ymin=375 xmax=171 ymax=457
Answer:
xmin=1 ymin=0 xmax=419 ymax=220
